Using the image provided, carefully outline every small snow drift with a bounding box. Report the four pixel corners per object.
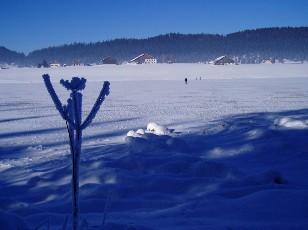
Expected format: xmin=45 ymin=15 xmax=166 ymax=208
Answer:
xmin=274 ymin=116 xmax=308 ymax=129
xmin=125 ymin=123 xmax=187 ymax=153
xmin=146 ymin=122 xmax=170 ymax=135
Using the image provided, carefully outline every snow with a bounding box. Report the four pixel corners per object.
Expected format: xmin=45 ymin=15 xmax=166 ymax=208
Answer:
xmin=125 ymin=123 xmax=186 ymax=154
xmin=0 ymin=210 xmax=29 ymax=230
xmin=146 ymin=122 xmax=170 ymax=135
xmin=0 ymin=64 xmax=308 ymax=229
xmin=274 ymin=116 xmax=308 ymax=129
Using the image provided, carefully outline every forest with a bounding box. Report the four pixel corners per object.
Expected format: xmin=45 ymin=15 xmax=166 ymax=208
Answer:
xmin=1 ymin=27 xmax=308 ymax=66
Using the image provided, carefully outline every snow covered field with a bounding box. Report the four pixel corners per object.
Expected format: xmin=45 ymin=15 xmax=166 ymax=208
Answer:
xmin=0 ymin=64 xmax=308 ymax=229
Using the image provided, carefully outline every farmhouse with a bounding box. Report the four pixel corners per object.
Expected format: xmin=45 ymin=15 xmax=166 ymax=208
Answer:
xmin=214 ymin=56 xmax=235 ymax=65
xmin=72 ymin=60 xmax=84 ymax=66
xmin=261 ymin=60 xmax=273 ymax=64
xmin=130 ymin=53 xmax=157 ymax=64
xmin=102 ymin=56 xmax=117 ymax=64
xmin=49 ymin=60 xmax=61 ymax=67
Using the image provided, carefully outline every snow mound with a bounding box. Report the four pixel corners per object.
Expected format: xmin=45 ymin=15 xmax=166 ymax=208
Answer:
xmin=127 ymin=129 xmax=146 ymax=137
xmin=146 ymin=122 xmax=170 ymax=135
xmin=127 ymin=130 xmax=138 ymax=137
xmin=126 ymin=124 xmax=187 ymax=153
xmin=136 ymin=128 xmax=145 ymax=135
xmin=274 ymin=117 xmax=308 ymax=129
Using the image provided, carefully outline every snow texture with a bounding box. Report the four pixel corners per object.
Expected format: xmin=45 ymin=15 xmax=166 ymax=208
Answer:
xmin=146 ymin=122 xmax=170 ymax=135
xmin=0 ymin=64 xmax=308 ymax=229
xmin=274 ymin=116 xmax=308 ymax=129
xmin=125 ymin=124 xmax=187 ymax=154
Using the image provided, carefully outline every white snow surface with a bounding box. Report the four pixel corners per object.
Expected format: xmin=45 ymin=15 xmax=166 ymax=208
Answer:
xmin=0 ymin=64 xmax=308 ymax=229
xmin=146 ymin=122 xmax=170 ymax=135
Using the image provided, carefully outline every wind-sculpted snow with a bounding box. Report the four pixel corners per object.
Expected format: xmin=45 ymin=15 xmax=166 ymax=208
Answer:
xmin=274 ymin=116 xmax=308 ymax=129
xmin=0 ymin=65 xmax=308 ymax=229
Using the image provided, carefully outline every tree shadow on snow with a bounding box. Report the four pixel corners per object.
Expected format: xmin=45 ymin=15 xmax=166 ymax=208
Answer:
xmin=185 ymin=108 xmax=308 ymax=163
xmin=0 ymin=108 xmax=308 ymax=229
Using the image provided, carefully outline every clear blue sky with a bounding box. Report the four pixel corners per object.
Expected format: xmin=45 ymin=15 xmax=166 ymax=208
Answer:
xmin=1 ymin=0 xmax=307 ymax=54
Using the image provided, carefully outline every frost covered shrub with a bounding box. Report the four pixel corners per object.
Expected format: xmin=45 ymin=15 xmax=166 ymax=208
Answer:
xmin=42 ymin=74 xmax=110 ymax=230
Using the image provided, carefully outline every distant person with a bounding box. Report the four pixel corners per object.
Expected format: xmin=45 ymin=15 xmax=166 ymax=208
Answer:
xmin=185 ymin=78 xmax=187 ymax=84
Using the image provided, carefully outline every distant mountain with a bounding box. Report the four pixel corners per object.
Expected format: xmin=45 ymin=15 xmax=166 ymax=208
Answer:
xmin=2 ymin=27 xmax=308 ymax=66
xmin=0 ymin=46 xmax=25 ymax=66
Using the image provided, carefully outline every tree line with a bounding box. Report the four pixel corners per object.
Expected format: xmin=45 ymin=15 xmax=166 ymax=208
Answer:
xmin=0 ymin=46 xmax=25 ymax=66
xmin=1 ymin=27 xmax=308 ymax=67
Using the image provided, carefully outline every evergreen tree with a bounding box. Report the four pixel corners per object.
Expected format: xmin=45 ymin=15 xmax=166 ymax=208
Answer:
xmin=2 ymin=27 xmax=308 ymax=66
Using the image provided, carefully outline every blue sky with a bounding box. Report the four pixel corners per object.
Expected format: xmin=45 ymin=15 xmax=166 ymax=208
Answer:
xmin=1 ymin=0 xmax=307 ymax=54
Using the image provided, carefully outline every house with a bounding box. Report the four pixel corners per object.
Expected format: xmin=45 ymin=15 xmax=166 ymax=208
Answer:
xmin=261 ymin=60 xmax=273 ymax=64
xmin=102 ymin=56 xmax=117 ymax=65
xmin=72 ymin=60 xmax=84 ymax=66
xmin=130 ymin=53 xmax=157 ymax=64
xmin=49 ymin=60 xmax=61 ymax=67
xmin=213 ymin=56 xmax=235 ymax=65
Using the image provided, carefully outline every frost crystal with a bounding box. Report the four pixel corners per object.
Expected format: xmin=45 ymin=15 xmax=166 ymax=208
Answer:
xmin=60 ymin=77 xmax=86 ymax=91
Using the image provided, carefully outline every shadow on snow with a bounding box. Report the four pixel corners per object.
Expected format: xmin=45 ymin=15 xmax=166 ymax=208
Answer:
xmin=0 ymin=108 xmax=308 ymax=229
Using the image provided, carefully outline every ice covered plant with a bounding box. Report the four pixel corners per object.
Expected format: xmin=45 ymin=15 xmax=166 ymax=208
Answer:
xmin=42 ymin=74 xmax=110 ymax=230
